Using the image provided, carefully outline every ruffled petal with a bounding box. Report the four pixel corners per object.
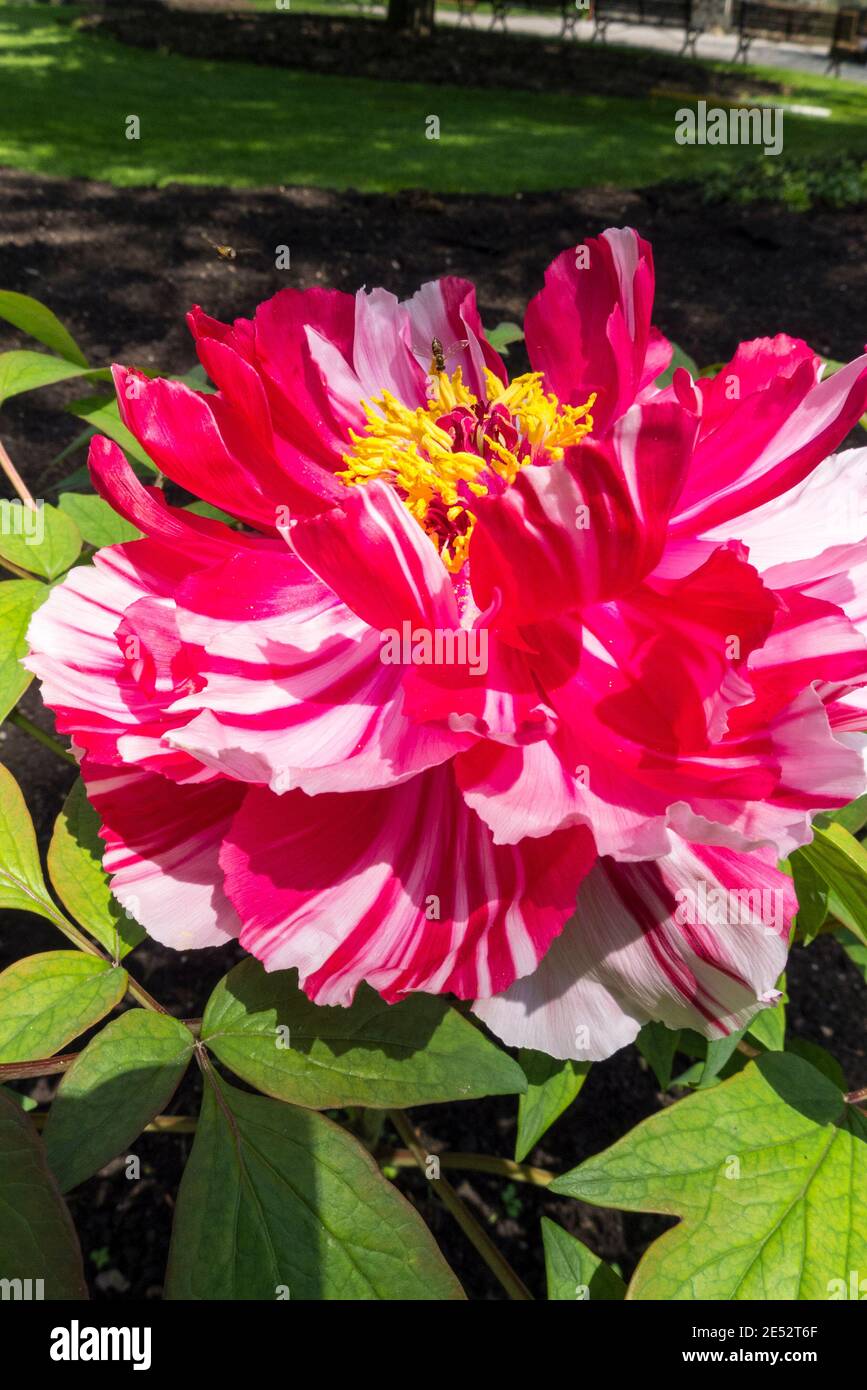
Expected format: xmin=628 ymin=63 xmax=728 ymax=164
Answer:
xmin=288 ymin=477 xmax=460 ymax=631
xmin=220 ymin=764 xmax=596 ymax=1006
xmin=82 ymin=760 xmax=244 ymax=949
xmin=524 ymin=227 xmax=666 ymax=433
xmin=403 ymin=276 xmax=508 ymax=398
xmin=473 ymin=838 xmax=793 ymax=1060
xmin=671 ymin=354 xmax=867 ymax=535
xmin=470 ymin=399 xmax=697 ymax=629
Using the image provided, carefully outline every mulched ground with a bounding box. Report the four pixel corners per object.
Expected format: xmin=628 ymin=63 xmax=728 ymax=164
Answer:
xmin=1 ymin=166 xmax=866 ymax=1300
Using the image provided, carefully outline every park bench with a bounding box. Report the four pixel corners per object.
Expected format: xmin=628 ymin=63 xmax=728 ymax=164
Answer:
xmin=455 ymin=0 xmax=590 ymax=37
xmin=827 ymin=5 xmax=867 ymax=72
xmin=456 ymin=0 xmax=699 ymax=47
xmin=587 ymin=0 xmax=702 ymax=54
xmin=733 ymin=1 xmax=834 ymax=61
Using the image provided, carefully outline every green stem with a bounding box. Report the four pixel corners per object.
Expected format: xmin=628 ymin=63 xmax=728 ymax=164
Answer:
xmin=384 ymin=1148 xmax=555 ymax=1188
xmin=7 ymin=708 xmax=77 ymax=765
xmin=387 ymin=1108 xmax=533 ymax=1301
xmin=0 ymin=554 xmax=37 ymax=581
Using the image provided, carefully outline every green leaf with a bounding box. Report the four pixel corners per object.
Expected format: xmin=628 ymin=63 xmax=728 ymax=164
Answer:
xmin=0 ymin=290 xmax=88 ymax=367
xmin=0 ymin=501 xmax=81 ymax=580
xmin=200 ymin=959 xmax=526 ymax=1109
xmin=636 ymin=1021 xmax=680 ymax=1090
xmin=791 ymin=849 xmax=829 ymax=944
xmin=66 ymin=396 xmax=156 ymax=472
xmin=166 ymin=1073 xmax=465 ymax=1300
xmin=184 ymin=500 xmax=240 ymax=528
xmin=541 ymin=1218 xmax=625 ymax=1301
xmin=746 ymin=978 xmax=786 ymax=1052
xmin=551 ymin=1053 xmax=867 ymax=1300
xmin=0 ymin=351 xmax=103 ymax=407
xmin=48 ymin=779 xmax=145 ymax=959
xmin=514 ymin=1050 xmax=589 ymax=1162
xmin=799 ymin=822 xmax=867 ymax=946
xmin=0 ymin=763 xmax=58 ymax=922
xmin=0 ymin=579 xmax=47 ymax=722
xmin=784 ymin=1038 xmax=846 ymax=1091
xmin=654 ymin=341 xmax=698 ymax=390
xmin=815 ymin=794 xmax=867 ymax=837
xmin=44 ymin=1009 xmax=194 ymax=1193
xmin=0 ymin=952 xmax=127 ymax=1063
xmin=486 ymin=321 xmax=524 ymax=355
xmin=0 ymin=1091 xmax=87 ymax=1299
xmin=697 ymin=1028 xmax=748 ymax=1088
xmin=57 ymin=493 xmax=141 ymax=548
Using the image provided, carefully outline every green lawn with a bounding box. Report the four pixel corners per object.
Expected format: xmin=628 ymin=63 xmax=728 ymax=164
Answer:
xmin=0 ymin=5 xmax=863 ymax=193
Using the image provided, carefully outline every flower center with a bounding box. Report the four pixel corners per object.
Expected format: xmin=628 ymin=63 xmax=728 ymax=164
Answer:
xmin=338 ymin=368 xmax=595 ymax=573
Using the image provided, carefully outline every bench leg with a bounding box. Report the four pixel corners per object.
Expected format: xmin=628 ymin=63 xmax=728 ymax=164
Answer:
xmin=733 ymin=34 xmax=751 ymax=63
xmin=591 ymin=17 xmax=609 ymax=43
xmin=680 ymin=26 xmax=700 ymax=57
xmin=561 ymin=10 xmax=579 ymax=38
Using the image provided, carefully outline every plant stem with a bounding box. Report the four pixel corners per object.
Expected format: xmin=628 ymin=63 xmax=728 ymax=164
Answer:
xmin=28 ymin=1111 xmax=198 ymax=1135
xmin=0 ymin=553 xmax=36 ymax=580
xmin=387 ymin=1108 xmax=533 ymax=1301
xmin=0 ymin=1054 xmax=78 ymax=1082
xmin=0 ymin=438 xmax=37 ymax=510
xmin=383 ymin=1148 xmax=555 ymax=1187
xmin=845 ymin=1086 xmax=867 ymax=1105
xmin=7 ymin=708 xmax=77 ymax=765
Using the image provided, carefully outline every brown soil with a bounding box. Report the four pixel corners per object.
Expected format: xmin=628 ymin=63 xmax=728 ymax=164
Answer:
xmin=1 ymin=166 xmax=866 ymax=1300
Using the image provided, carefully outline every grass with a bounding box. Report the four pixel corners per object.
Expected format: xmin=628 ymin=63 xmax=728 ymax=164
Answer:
xmin=0 ymin=5 xmax=863 ymax=193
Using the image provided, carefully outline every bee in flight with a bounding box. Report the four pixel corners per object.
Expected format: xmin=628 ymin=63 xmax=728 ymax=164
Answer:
xmin=199 ymin=233 xmax=256 ymax=262
xmin=429 ymin=336 xmax=469 ymax=374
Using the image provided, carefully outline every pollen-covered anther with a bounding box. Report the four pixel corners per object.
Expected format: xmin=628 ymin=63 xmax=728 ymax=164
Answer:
xmin=338 ymin=367 xmax=595 ymax=573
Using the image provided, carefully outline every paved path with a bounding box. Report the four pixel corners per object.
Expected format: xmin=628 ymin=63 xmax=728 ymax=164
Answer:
xmin=436 ymin=7 xmax=867 ymax=83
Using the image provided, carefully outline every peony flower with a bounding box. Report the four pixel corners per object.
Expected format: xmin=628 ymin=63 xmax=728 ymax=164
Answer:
xmin=26 ymin=229 xmax=867 ymax=1060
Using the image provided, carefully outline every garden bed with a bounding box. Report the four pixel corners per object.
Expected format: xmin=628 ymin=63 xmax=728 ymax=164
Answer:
xmin=89 ymin=3 xmax=787 ymax=101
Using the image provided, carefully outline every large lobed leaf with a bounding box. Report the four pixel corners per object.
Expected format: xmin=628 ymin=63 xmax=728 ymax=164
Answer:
xmin=552 ymin=1053 xmax=867 ymax=1300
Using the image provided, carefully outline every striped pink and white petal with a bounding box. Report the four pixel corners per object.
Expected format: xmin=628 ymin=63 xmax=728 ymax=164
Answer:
xmin=671 ymin=355 xmax=867 ymax=536
xmin=524 ymin=227 xmax=670 ymax=434
xmin=403 ymin=276 xmax=508 ymax=399
xmin=220 ymin=764 xmax=596 ymax=1006
xmin=287 ymin=477 xmax=460 ymax=632
xmin=24 ymin=541 xmax=207 ymax=781
xmin=82 ymin=760 xmax=245 ymax=949
xmin=469 ymin=399 xmax=697 ymax=630
xmin=473 ymin=837 xmax=793 ymax=1061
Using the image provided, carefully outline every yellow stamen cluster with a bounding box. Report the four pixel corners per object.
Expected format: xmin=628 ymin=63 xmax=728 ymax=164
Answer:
xmin=338 ymin=367 xmax=595 ymax=573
